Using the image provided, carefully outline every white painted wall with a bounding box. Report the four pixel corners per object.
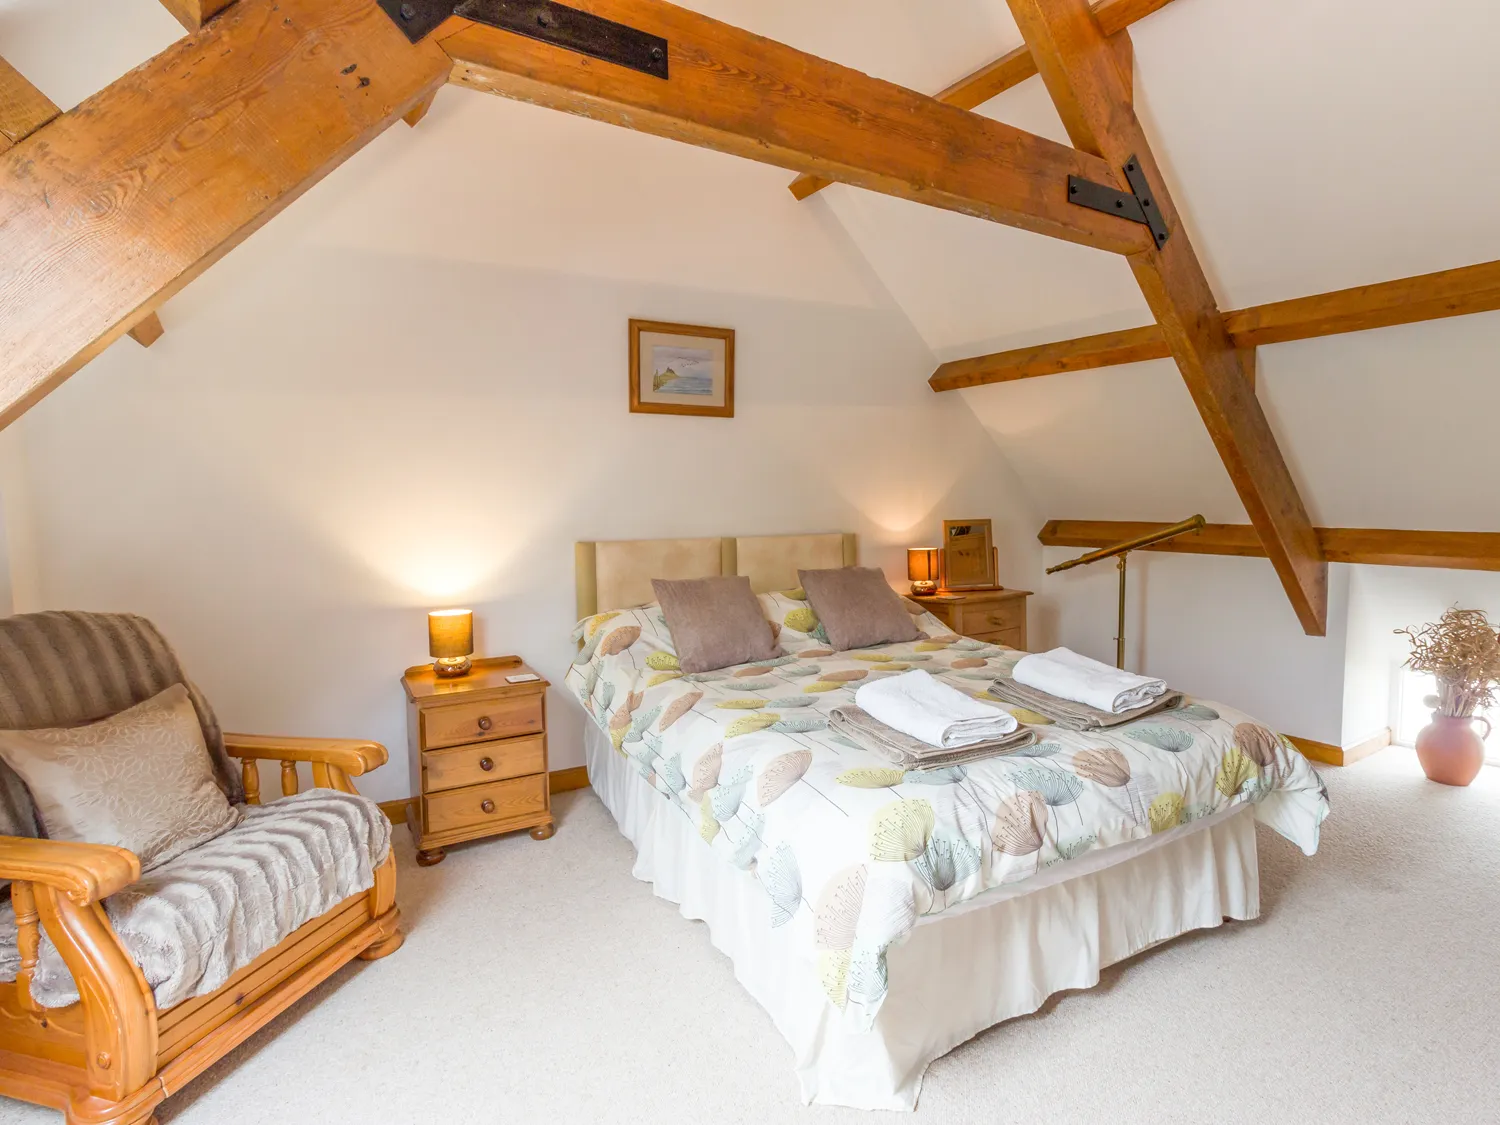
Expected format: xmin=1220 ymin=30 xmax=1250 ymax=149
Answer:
xmin=0 ymin=425 xmax=42 ymax=619
xmin=11 ymin=92 xmax=1041 ymax=802
xmin=1038 ymin=548 xmax=1350 ymax=745
xmin=1343 ymin=568 xmax=1500 ymax=751
xmin=1035 ymin=547 xmax=1500 ymax=753
xmin=7 ymin=0 xmax=1499 ymax=792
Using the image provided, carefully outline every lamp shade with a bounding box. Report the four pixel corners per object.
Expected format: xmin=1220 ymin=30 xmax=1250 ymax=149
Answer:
xmin=907 ymin=547 xmax=940 ymax=583
xmin=428 ymin=609 xmax=474 ymax=659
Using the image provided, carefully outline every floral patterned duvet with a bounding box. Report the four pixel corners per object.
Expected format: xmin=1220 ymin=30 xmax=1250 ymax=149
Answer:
xmin=567 ymin=594 xmax=1330 ymax=1031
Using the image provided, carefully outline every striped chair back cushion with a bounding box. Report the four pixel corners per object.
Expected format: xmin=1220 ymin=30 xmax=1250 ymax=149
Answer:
xmin=0 ymin=611 xmax=243 ymax=846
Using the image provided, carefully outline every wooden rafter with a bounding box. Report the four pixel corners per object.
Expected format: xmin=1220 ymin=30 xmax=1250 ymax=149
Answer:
xmin=931 ymin=259 xmax=1500 ymax=390
xmin=0 ymin=0 xmax=450 ymax=431
xmin=1040 ymin=520 xmax=1500 ymax=572
xmin=402 ymin=90 xmax=439 ymax=127
xmin=127 ymin=313 xmax=166 ymax=349
xmin=787 ymin=0 xmax=1176 ymax=201
xmin=438 ymin=3 xmax=1152 ymax=255
xmin=0 ymin=58 xmax=60 ymax=154
xmin=157 ymin=0 xmax=238 ymax=33
xmin=1008 ymin=0 xmax=1326 ymax=635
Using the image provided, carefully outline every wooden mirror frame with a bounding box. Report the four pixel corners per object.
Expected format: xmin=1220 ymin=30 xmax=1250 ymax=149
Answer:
xmin=941 ymin=519 xmax=997 ymax=590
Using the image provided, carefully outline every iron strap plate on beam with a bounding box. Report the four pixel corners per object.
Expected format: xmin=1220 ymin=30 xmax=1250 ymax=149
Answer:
xmin=1067 ymin=153 xmax=1170 ymax=248
xmin=378 ymin=0 xmax=457 ymax=42
xmin=380 ymin=0 xmax=668 ymax=80
xmin=457 ymin=0 xmax=668 ymax=78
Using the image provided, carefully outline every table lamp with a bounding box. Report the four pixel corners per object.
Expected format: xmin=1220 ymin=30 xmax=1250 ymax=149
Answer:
xmin=906 ymin=547 xmax=940 ymax=596
xmin=428 ymin=608 xmax=474 ymax=677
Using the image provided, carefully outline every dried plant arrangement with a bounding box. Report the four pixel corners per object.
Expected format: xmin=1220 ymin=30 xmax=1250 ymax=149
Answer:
xmin=1395 ymin=607 xmax=1500 ymax=718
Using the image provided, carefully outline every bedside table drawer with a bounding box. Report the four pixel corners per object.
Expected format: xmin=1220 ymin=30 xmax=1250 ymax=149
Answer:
xmin=971 ymin=627 xmax=1025 ymax=650
xmin=969 ymin=602 xmax=1024 ymax=634
xmin=425 ymin=774 xmax=547 ymax=835
xmin=423 ymin=694 xmax=543 ymax=749
xmin=424 ymin=734 xmax=546 ymax=792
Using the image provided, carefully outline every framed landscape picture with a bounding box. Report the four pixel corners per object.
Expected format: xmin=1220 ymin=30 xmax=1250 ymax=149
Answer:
xmin=629 ymin=319 xmax=735 ymax=418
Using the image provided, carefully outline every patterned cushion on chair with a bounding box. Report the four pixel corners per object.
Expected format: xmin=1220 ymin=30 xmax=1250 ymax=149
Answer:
xmin=0 ymin=685 xmax=243 ymax=872
xmin=0 ymin=610 xmax=244 ymax=849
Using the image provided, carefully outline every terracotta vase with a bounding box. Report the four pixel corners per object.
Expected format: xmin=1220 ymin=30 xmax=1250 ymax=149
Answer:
xmin=1414 ymin=714 xmax=1490 ymax=787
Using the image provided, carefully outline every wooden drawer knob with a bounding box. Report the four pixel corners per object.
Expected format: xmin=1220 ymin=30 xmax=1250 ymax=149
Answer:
xmin=480 ymin=799 xmax=496 ymax=814
xmin=479 ymin=756 xmax=494 ymax=771
xmin=477 ymin=715 xmax=492 ymax=732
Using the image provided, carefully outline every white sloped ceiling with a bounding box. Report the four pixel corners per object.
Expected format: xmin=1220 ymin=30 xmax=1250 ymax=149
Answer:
xmin=10 ymin=0 xmax=1500 ymax=533
xmin=732 ymin=0 xmax=1500 ymax=532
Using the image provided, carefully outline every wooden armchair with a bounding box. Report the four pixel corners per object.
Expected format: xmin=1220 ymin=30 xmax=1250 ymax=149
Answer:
xmin=0 ymin=613 xmax=403 ymax=1125
xmin=0 ymin=736 xmax=401 ymax=1125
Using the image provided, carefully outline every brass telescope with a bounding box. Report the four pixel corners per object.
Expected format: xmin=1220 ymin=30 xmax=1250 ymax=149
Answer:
xmin=1046 ymin=515 xmax=1207 ymax=668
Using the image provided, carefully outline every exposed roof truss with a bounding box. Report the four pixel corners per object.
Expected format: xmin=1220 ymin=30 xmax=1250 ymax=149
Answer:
xmin=1041 ymin=521 xmax=1500 ymax=572
xmin=787 ymin=0 xmax=1177 ymax=201
xmin=4 ymin=0 xmax=1494 ymax=628
xmin=931 ymin=259 xmax=1500 ymax=389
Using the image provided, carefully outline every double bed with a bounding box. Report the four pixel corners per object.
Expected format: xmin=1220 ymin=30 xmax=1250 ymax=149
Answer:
xmin=567 ymin=533 xmax=1329 ymax=1110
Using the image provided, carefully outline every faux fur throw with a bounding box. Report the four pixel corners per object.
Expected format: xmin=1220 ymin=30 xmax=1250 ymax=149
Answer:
xmin=0 ymin=788 xmax=390 ymax=1010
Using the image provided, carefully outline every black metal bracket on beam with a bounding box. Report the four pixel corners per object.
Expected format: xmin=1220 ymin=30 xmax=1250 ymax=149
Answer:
xmin=378 ymin=0 xmax=668 ymax=80
xmin=1067 ymin=154 xmax=1170 ymax=249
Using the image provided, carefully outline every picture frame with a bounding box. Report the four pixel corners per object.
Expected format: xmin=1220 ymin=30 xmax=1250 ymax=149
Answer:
xmin=941 ymin=519 xmax=999 ymax=590
xmin=629 ymin=319 xmax=735 ymax=418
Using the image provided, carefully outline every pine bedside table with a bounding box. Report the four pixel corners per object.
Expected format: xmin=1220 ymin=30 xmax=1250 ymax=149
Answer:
xmin=403 ymin=655 xmax=554 ymax=866
xmin=915 ymin=589 xmax=1032 ymax=649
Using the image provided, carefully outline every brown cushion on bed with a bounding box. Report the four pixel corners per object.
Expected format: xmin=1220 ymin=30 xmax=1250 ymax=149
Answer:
xmin=798 ymin=567 xmax=920 ymax=651
xmin=652 ymin=576 xmax=782 ymax=673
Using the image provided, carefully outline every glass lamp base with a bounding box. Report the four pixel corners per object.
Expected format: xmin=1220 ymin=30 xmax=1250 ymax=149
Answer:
xmin=433 ymin=655 xmax=472 ymax=678
xmin=909 ymin=581 xmax=938 ymax=596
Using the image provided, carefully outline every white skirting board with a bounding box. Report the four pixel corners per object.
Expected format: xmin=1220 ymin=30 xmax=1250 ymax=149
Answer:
xmin=583 ymin=723 xmax=1260 ymax=1111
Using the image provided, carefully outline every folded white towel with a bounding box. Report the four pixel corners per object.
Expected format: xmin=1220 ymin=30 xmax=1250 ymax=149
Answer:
xmin=1012 ymin=647 xmax=1168 ymax=714
xmin=854 ymin=669 xmax=1018 ymax=749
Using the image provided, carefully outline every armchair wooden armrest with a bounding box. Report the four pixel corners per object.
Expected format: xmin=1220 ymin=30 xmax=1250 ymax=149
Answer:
xmin=223 ymin=734 xmax=389 ymax=801
xmin=0 ymin=836 xmax=157 ymax=1101
xmin=0 ymin=836 xmax=140 ymax=904
xmin=223 ymin=734 xmax=387 ymax=774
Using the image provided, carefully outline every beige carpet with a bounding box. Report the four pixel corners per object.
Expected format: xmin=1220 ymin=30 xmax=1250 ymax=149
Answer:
xmin=2 ymin=750 xmax=1496 ymax=1124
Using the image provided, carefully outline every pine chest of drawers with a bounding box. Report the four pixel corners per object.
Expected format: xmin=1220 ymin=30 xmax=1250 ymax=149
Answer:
xmin=914 ymin=589 xmax=1032 ymax=649
xmin=403 ymin=656 xmax=554 ymax=866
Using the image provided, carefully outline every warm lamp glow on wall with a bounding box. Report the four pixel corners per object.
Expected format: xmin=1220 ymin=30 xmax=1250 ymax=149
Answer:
xmin=907 ymin=547 xmax=940 ymax=596
xmin=428 ymin=609 xmax=474 ymax=678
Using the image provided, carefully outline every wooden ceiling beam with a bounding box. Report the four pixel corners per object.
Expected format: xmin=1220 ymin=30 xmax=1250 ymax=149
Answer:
xmin=787 ymin=0 xmax=1174 ymax=201
xmin=439 ymin=4 xmax=1153 ymax=255
xmin=1041 ymin=520 xmax=1500 ymax=572
xmin=933 ymin=324 xmax=1168 ymax=388
xmin=0 ymin=57 xmax=60 ymax=152
xmin=0 ymin=0 xmax=450 ymax=431
xmin=127 ymin=313 xmax=165 ymax=349
xmin=1042 ymin=519 xmax=1268 ymax=558
xmin=1009 ymin=0 xmax=1327 ymax=635
xmin=930 ymin=258 xmax=1500 ymax=390
xmin=157 ymin=1 xmax=239 ymax=33
xmin=402 ymin=90 xmax=439 ymax=128
xmin=5 ymin=58 xmax=176 ymax=351
xmin=1227 ymin=259 xmax=1500 ymax=346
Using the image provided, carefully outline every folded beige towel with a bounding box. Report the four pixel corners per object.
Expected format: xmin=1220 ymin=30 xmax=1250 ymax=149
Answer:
xmin=1013 ymin=647 xmax=1168 ymax=713
xmin=986 ymin=676 xmax=1183 ymax=731
xmin=830 ymin=705 xmax=1038 ymax=769
xmin=854 ymin=668 xmax=1018 ymax=747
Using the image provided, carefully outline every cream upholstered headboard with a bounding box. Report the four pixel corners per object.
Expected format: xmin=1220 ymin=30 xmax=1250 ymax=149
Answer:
xmin=574 ymin=533 xmax=857 ymax=619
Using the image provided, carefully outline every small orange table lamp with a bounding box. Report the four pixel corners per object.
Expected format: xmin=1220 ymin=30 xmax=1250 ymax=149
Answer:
xmin=907 ymin=547 xmax=941 ymax=596
xmin=428 ymin=608 xmax=474 ymax=677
